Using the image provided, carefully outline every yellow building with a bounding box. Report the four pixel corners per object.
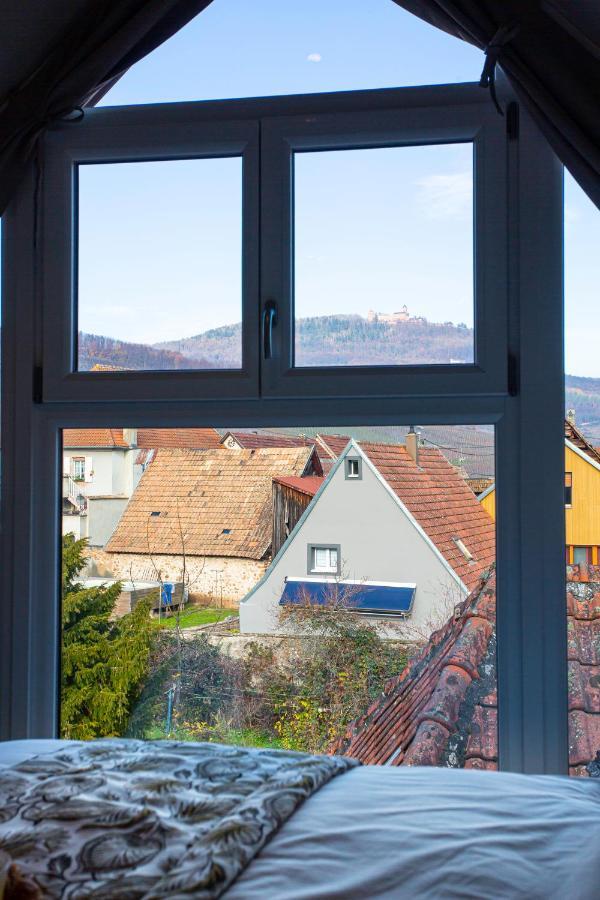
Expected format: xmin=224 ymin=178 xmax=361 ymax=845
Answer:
xmin=479 ymin=420 xmax=600 ymax=566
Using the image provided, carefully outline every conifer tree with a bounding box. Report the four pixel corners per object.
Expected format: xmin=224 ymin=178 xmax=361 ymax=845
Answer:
xmin=61 ymin=533 xmax=155 ymax=739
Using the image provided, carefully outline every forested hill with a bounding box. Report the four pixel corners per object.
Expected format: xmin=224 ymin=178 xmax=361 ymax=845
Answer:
xmin=79 ymin=333 xmax=215 ymax=371
xmin=157 ymin=315 xmax=474 ymax=367
xmin=79 ymin=320 xmax=600 ymax=440
xmin=565 ymin=375 xmax=600 ymax=439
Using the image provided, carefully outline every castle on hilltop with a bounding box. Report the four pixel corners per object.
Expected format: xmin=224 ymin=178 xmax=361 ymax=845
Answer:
xmin=367 ymin=305 xmax=410 ymax=324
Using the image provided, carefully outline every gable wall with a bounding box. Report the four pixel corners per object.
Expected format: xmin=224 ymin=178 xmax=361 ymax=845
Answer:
xmin=240 ymin=453 xmax=466 ymax=637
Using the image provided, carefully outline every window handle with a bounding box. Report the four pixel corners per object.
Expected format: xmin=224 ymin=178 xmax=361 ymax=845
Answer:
xmin=262 ymin=300 xmax=278 ymax=360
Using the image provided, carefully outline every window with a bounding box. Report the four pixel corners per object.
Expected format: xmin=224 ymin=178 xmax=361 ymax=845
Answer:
xmin=71 ymin=458 xmax=86 ymax=481
xmin=573 ymin=546 xmax=591 ymax=566
xmin=345 ymin=458 xmax=362 ymax=480
xmin=309 ymin=544 xmax=340 ymax=574
xmin=565 ymin=472 xmax=573 ymax=506
xmin=1 ymin=9 xmax=567 ymax=778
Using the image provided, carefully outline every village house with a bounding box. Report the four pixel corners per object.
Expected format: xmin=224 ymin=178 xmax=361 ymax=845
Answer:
xmin=99 ymin=446 xmax=320 ymax=606
xmin=220 ymin=430 xmax=351 ymax=475
xmin=62 ymin=427 xmax=221 ymax=546
xmin=480 ymin=418 xmax=600 ymax=565
xmin=331 ymin=564 xmax=600 ymax=776
xmin=239 ymin=436 xmax=496 ymax=638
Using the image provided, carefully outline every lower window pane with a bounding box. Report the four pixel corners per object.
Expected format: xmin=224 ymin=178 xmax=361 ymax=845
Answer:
xmin=60 ymin=423 xmax=497 ymax=768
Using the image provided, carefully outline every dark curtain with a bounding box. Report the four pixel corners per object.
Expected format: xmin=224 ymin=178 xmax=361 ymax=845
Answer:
xmin=0 ymin=0 xmax=214 ymax=214
xmin=390 ymin=0 xmax=600 ymax=208
xmin=1 ymin=0 xmax=598 ymax=212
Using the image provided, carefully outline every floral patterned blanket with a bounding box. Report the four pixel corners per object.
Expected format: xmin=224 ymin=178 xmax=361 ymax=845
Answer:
xmin=0 ymin=739 xmax=358 ymax=898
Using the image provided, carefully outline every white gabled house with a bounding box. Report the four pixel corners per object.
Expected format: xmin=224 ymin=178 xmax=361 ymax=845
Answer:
xmin=240 ymin=438 xmax=496 ymax=639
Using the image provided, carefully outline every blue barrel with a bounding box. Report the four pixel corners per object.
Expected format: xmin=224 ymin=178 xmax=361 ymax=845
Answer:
xmin=161 ymin=582 xmax=174 ymax=607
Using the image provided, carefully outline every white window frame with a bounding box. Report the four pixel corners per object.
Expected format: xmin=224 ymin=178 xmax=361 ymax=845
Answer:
xmin=0 ymin=84 xmax=567 ymax=776
xmin=71 ymin=457 xmax=86 ymax=481
xmin=309 ymin=544 xmax=341 ymax=575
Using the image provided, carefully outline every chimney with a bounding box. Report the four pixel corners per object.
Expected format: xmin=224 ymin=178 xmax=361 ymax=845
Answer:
xmin=123 ymin=428 xmax=138 ymax=448
xmin=406 ymin=425 xmax=419 ymax=466
xmin=566 ymin=408 xmax=576 ymax=426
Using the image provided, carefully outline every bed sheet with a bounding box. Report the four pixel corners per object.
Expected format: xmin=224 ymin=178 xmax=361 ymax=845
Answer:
xmin=2 ymin=741 xmax=599 ymax=900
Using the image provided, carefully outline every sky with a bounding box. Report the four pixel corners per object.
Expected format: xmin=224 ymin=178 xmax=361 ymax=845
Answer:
xmin=78 ymin=0 xmax=600 ymax=376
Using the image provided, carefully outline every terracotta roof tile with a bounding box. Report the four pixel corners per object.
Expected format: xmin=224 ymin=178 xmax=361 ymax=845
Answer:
xmin=105 ymin=447 xmax=314 ymax=560
xmin=333 ymin=564 xmax=600 ymax=776
xmin=272 ymin=476 xmax=324 ymax=497
xmin=222 ymin=431 xmax=316 ymax=451
xmin=63 ymin=429 xmax=128 ymax=448
xmin=360 ymin=443 xmax=496 ymax=591
xmin=136 ymin=428 xmax=221 ymax=449
xmin=315 ymin=434 xmax=352 ymax=458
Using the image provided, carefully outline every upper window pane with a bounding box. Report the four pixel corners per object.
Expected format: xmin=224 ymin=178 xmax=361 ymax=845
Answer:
xmin=98 ymin=0 xmax=482 ymax=106
xmin=294 ymin=143 xmax=474 ymax=367
xmin=77 ymin=158 xmax=242 ymax=371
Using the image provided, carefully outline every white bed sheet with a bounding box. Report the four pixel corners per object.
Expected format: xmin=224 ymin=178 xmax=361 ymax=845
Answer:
xmin=1 ymin=741 xmax=599 ymax=900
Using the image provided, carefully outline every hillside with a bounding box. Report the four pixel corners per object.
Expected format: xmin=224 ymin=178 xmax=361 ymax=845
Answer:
xmin=157 ymin=315 xmax=473 ymax=367
xmin=565 ymin=375 xmax=600 ymax=440
xmin=79 ymin=333 xmax=215 ymax=372
xmin=79 ymin=320 xmax=600 ymax=443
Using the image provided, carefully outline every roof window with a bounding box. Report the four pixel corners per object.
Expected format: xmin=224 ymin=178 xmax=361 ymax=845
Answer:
xmin=453 ymin=536 xmax=474 ymax=562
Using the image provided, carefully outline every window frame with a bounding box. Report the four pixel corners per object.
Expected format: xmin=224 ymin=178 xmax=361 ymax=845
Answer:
xmin=308 ymin=544 xmax=341 ymax=575
xmin=0 ymin=84 xmax=567 ymax=776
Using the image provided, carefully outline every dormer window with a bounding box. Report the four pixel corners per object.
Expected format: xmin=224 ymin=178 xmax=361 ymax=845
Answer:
xmin=345 ymin=458 xmax=362 ymax=480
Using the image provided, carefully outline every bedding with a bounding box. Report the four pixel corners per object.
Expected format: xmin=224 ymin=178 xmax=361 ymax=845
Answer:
xmin=0 ymin=739 xmax=356 ymax=898
xmin=1 ymin=741 xmax=600 ymax=900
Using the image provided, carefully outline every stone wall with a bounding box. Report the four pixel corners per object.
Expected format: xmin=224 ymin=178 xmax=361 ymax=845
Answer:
xmin=85 ymin=548 xmax=268 ymax=607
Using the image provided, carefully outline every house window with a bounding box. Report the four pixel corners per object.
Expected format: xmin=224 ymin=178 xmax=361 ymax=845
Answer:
xmin=345 ymin=458 xmax=362 ymax=480
xmin=573 ymin=547 xmax=591 ymax=566
xmin=71 ymin=458 xmax=86 ymax=481
xmin=565 ymin=472 xmax=573 ymax=506
xmin=308 ymin=544 xmax=340 ymax=574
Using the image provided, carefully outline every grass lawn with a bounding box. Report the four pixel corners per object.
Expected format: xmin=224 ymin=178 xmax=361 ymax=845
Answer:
xmin=158 ymin=607 xmax=235 ymax=630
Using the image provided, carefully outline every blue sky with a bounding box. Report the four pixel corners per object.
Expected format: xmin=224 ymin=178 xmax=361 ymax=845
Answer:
xmin=83 ymin=0 xmax=599 ymax=376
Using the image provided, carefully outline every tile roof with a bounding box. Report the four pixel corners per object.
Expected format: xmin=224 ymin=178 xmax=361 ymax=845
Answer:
xmin=315 ymin=434 xmax=352 ymax=458
xmin=333 ymin=565 xmax=600 ymax=776
xmin=465 ymin=477 xmax=495 ymax=496
xmin=565 ymin=419 xmax=600 ymax=465
xmin=272 ymin=476 xmax=324 ymax=497
xmin=63 ymin=429 xmax=128 ymax=449
xmin=63 ymin=428 xmax=221 ymax=451
xmin=105 ymin=447 xmax=314 ymax=560
xmin=222 ymin=431 xmax=316 ymax=451
xmin=360 ymin=442 xmax=496 ymax=592
xmin=136 ymin=428 xmax=221 ymax=449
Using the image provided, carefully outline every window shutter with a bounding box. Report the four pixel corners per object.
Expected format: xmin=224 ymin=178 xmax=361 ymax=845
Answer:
xmin=84 ymin=456 xmax=93 ymax=482
xmin=62 ymin=455 xmax=70 ymax=476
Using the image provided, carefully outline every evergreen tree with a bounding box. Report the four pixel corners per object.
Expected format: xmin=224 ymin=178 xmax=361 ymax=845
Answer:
xmin=61 ymin=534 xmax=155 ymax=739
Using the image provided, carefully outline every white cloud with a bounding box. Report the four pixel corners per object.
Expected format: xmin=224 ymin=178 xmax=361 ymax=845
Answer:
xmin=416 ymin=172 xmax=472 ymax=220
xmin=306 ymin=52 xmax=322 ymax=63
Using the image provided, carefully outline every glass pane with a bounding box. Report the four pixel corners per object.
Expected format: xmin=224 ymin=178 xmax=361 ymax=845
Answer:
xmin=77 ymin=158 xmax=242 ymax=371
xmin=60 ymin=422 xmax=496 ymax=771
xmin=564 ymin=172 xmax=600 ymax=776
xmin=98 ymin=0 xmax=482 ymax=106
xmin=294 ymin=144 xmax=474 ymax=367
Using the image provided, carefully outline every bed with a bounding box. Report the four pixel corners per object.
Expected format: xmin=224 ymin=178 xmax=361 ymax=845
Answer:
xmin=1 ymin=739 xmax=599 ymax=899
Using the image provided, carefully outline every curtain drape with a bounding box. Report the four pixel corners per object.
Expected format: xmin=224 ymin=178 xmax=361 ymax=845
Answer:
xmin=1 ymin=0 xmax=598 ymax=214
xmin=390 ymin=0 xmax=600 ymax=208
xmin=0 ymin=0 xmax=214 ymax=214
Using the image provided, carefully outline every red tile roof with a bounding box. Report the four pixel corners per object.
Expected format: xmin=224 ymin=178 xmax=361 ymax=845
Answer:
xmin=360 ymin=442 xmax=496 ymax=592
xmin=272 ymin=476 xmax=324 ymax=497
xmin=63 ymin=428 xmax=221 ymax=450
xmin=63 ymin=429 xmax=128 ymax=448
xmin=106 ymin=447 xmax=315 ymax=560
xmin=136 ymin=428 xmax=221 ymax=449
xmin=333 ymin=565 xmax=600 ymax=776
xmin=315 ymin=434 xmax=352 ymax=458
xmin=222 ymin=431 xmax=316 ymax=451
